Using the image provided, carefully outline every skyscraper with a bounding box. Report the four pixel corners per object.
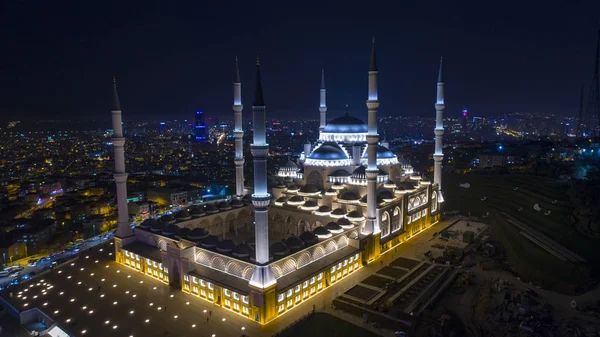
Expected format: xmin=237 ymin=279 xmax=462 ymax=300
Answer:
xmin=193 ymin=111 xmax=207 ymax=142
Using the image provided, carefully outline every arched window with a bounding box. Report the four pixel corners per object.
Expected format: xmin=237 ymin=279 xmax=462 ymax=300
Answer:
xmin=381 ymin=212 xmax=390 ymax=238
xmin=392 ymin=206 xmax=402 ymax=232
xmin=431 ymin=191 xmax=438 ymax=213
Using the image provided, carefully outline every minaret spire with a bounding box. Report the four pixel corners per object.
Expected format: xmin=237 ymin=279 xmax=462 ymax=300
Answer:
xmin=111 ymin=78 xmax=133 ymax=239
xmin=365 ymin=38 xmax=380 ymax=235
xmin=233 ymin=57 xmax=245 ymax=198
xmin=249 ymin=56 xmax=275 ymax=289
xmin=434 ymin=57 xmax=446 ymax=203
xmin=319 ymin=69 xmax=327 ymax=131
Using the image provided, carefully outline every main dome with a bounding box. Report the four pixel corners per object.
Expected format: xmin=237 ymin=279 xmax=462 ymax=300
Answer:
xmin=322 ymin=114 xmax=368 ymax=134
xmin=362 ymin=145 xmax=396 ymax=159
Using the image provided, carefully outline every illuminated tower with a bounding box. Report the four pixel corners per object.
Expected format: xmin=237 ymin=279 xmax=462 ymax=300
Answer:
xmin=111 ymin=78 xmax=133 ymax=238
xmin=249 ymin=56 xmax=275 ymax=289
xmin=365 ymin=38 xmax=379 ymax=235
xmin=233 ymin=57 xmax=245 ymax=198
xmin=434 ymin=58 xmax=445 ymax=203
xmin=319 ymin=69 xmax=327 ymax=132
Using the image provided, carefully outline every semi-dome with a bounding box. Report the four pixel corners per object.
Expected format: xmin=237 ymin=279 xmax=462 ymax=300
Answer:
xmin=325 ymin=222 xmax=343 ymax=234
xmin=188 ymin=228 xmax=209 ymax=241
xmin=280 ymin=159 xmax=298 ymax=172
xmin=299 ymin=231 xmax=319 ymax=245
xmin=339 ymin=190 xmax=361 ymax=201
xmin=200 ymin=235 xmax=219 ymax=249
xmin=176 ymin=209 xmax=191 ymax=221
xmin=307 ymin=142 xmax=349 ymax=160
xmin=285 ymin=236 xmax=305 ymax=250
xmin=216 ymin=239 xmax=236 ymax=253
xmin=322 ymin=114 xmax=368 ymax=134
xmin=362 ymin=145 xmax=396 ymax=159
xmin=351 ymin=166 xmax=367 ymax=180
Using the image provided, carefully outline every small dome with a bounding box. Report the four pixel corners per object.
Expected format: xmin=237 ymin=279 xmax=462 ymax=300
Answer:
xmin=332 ymin=181 xmax=345 ymax=190
xmin=360 ymin=194 xmax=383 ymax=205
xmin=308 ymin=142 xmax=349 ymax=161
xmin=218 ymin=201 xmax=232 ymax=211
xmin=160 ymin=214 xmax=175 ymax=223
xmin=384 ymin=179 xmax=396 ymax=188
xmin=276 ymin=182 xmax=287 ymax=188
xmin=190 ymin=206 xmax=206 ymax=217
xmin=242 ymin=194 xmax=252 ymax=202
xmin=270 ymin=241 xmax=289 ymax=256
xmin=299 ymin=184 xmax=319 ymax=194
xmin=347 ymin=210 xmax=365 ymax=221
xmin=285 ymin=236 xmax=304 ymax=250
xmin=233 ymin=243 xmax=254 ymax=258
xmin=329 ymin=170 xmax=352 ymax=177
xmin=337 ymin=218 xmax=353 ymax=229
xmin=362 ymin=145 xmax=396 ymax=159
xmin=339 ymin=190 xmax=361 ymax=201
xmin=162 ymin=224 xmax=179 ymax=235
xmin=188 ymin=227 xmax=209 ymax=241
xmin=276 ymin=196 xmax=288 ymax=203
xmin=325 ymin=222 xmax=343 ymax=233
xmin=322 ymin=114 xmax=368 ymax=134
xmin=200 ymin=235 xmax=219 ymax=249
xmin=176 ymin=209 xmax=191 ymax=221
xmin=216 ymin=239 xmax=236 ymax=253
xmin=316 ymin=205 xmax=331 ymax=213
xmin=280 ymin=159 xmax=298 ymax=171
xmin=332 ymin=208 xmax=347 ymax=216
xmin=378 ymin=190 xmax=394 ymax=201
xmin=396 ymin=181 xmax=418 ymax=192
xmin=230 ymin=199 xmax=243 ymax=208
xmin=313 ymin=226 xmax=331 ymax=237
xmin=205 ymin=204 xmax=219 ymax=214
xmin=299 ymin=231 xmax=319 ymax=245
xmin=150 ymin=221 xmax=165 ymax=232
xmin=303 ymin=200 xmax=318 ymax=208
xmin=289 ymin=195 xmax=305 ymax=204
xmin=287 ymin=184 xmax=299 ymax=192
xmin=176 ymin=227 xmax=192 ymax=239
xmin=140 ymin=218 xmax=158 ymax=229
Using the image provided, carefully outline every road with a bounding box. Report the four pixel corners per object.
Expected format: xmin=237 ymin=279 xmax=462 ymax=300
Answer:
xmin=0 ymin=233 xmax=114 ymax=289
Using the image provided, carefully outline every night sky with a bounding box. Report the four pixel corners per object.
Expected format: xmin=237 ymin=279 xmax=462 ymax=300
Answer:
xmin=1 ymin=0 xmax=600 ymax=123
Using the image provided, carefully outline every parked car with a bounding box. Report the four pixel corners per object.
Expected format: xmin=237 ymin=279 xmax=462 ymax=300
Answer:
xmin=27 ymin=259 xmax=39 ymax=267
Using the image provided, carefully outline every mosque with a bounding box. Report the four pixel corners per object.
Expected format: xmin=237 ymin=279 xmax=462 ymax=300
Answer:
xmin=112 ymin=40 xmax=446 ymax=325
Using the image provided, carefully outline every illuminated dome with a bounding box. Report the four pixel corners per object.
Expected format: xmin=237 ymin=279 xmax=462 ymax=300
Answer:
xmin=307 ymin=142 xmax=349 ymax=161
xmin=339 ymin=190 xmax=361 ymax=201
xmin=351 ymin=166 xmax=367 ymax=180
xmin=322 ymin=114 xmax=368 ymax=134
xmin=362 ymin=145 xmax=396 ymax=159
xmin=280 ymin=159 xmax=298 ymax=171
xmin=299 ymin=184 xmax=319 ymax=194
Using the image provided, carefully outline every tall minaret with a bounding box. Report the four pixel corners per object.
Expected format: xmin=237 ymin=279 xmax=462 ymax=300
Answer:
xmin=249 ymin=56 xmax=275 ymax=289
xmin=233 ymin=57 xmax=245 ymax=198
xmin=111 ymin=78 xmax=133 ymax=238
xmin=365 ymin=38 xmax=380 ymax=235
xmin=319 ymin=69 xmax=327 ymax=132
xmin=434 ymin=58 xmax=445 ymax=202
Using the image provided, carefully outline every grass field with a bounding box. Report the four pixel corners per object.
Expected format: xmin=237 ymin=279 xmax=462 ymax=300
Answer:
xmin=281 ymin=312 xmax=381 ymax=337
xmin=443 ymin=172 xmax=600 ymax=293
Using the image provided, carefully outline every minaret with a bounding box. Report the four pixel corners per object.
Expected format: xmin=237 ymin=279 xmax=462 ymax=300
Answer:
xmin=233 ymin=57 xmax=245 ymax=198
xmin=365 ymin=38 xmax=380 ymax=235
xmin=111 ymin=78 xmax=133 ymax=238
xmin=319 ymin=69 xmax=327 ymax=132
xmin=434 ymin=58 xmax=445 ymax=203
xmin=249 ymin=56 xmax=275 ymax=289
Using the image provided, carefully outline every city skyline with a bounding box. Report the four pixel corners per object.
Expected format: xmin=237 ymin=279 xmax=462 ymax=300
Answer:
xmin=1 ymin=1 xmax=600 ymax=122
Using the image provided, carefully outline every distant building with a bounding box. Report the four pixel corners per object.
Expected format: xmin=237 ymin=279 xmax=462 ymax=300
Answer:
xmin=0 ymin=234 xmax=27 ymax=264
xmin=194 ymin=111 xmax=207 ymax=142
xmin=478 ymin=154 xmax=516 ymax=168
xmin=148 ymin=187 xmax=189 ymax=206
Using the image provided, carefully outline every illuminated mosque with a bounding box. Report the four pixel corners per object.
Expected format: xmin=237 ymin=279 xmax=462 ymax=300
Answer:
xmin=113 ymin=40 xmax=446 ymax=324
